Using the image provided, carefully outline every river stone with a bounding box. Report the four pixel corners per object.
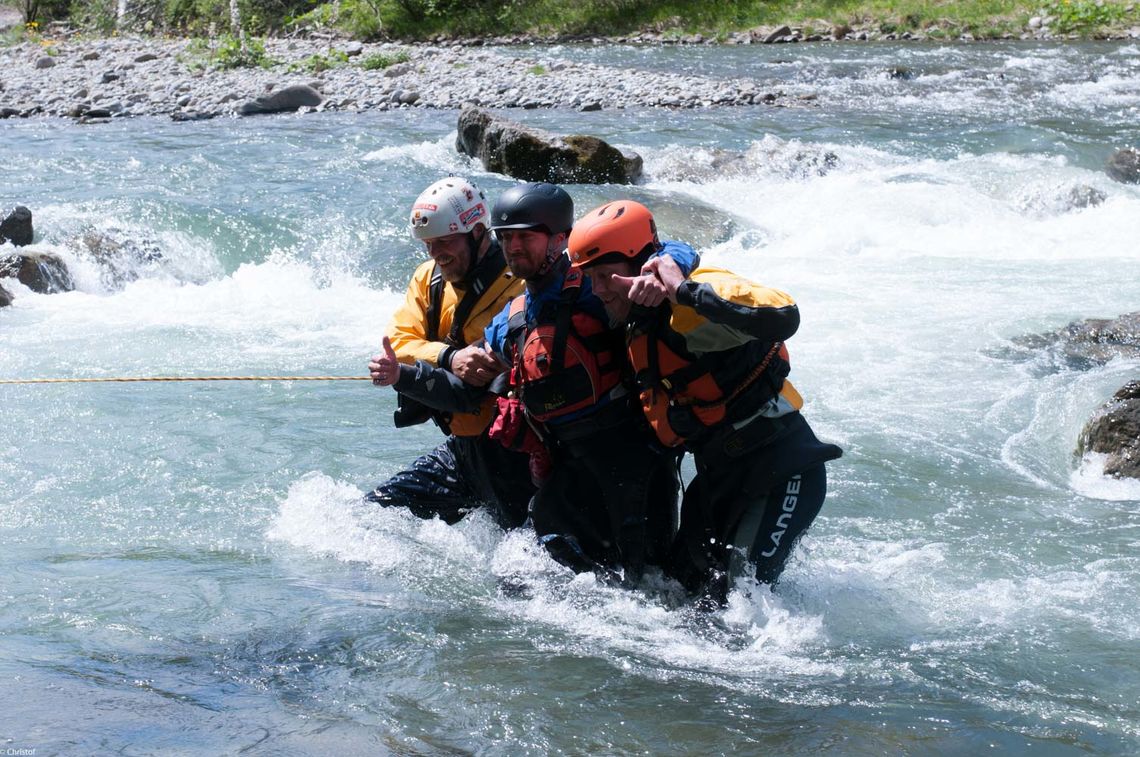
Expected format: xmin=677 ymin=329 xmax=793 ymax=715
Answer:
xmin=1015 ymin=311 xmax=1140 ymax=367
xmin=1077 ymin=381 xmax=1140 ymax=479
xmin=456 ymin=106 xmax=642 ymax=184
xmin=73 ymin=229 xmax=164 ymax=289
xmin=34 ymin=56 xmax=55 ymax=69
xmin=0 ymin=282 xmax=11 ymax=307
xmin=237 ymin=84 xmax=323 ymax=115
xmin=0 ymin=206 xmax=33 ymax=247
xmin=1105 ymin=147 xmax=1140 ymax=183
xmin=0 ymin=252 xmax=74 ymax=293
xmin=764 ymin=26 xmax=792 ymax=43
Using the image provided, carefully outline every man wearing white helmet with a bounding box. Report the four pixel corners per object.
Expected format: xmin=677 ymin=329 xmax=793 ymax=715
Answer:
xmin=366 ymin=177 xmax=534 ymax=528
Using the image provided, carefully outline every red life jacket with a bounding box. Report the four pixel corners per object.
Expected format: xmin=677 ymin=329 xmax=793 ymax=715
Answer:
xmin=628 ymin=306 xmax=791 ymax=448
xmin=505 ymin=267 xmax=625 ymax=423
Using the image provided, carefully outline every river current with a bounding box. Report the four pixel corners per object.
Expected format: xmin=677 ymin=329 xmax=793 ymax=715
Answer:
xmin=2 ymin=41 xmax=1139 ymax=754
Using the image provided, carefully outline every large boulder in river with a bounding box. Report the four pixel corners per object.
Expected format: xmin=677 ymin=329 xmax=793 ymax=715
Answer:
xmin=456 ymin=107 xmax=642 ymax=184
xmin=237 ymin=84 xmax=323 ymax=116
xmin=1105 ymin=148 xmax=1140 ymax=184
xmin=0 ymin=282 xmax=11 ymax=308
xmin=1077 ymin=381 xmax=1140 ymax=479
xmin=0 ymin=206 xmax=34 ymax=247
xmin=0 ymin=251 xmax=74 ymax=294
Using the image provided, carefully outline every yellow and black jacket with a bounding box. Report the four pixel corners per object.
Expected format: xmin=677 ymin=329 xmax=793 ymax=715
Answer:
xmin=627 ymin=266 xmax=803 ymax=448
xmin=387 ymin=240 xmax=523 ymax=437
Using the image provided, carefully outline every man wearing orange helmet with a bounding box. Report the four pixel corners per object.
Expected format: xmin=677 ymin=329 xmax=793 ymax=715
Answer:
xmin=365 ymin=177 xmax=535 ymax=529
xmin=569 ymin=200 xmax=842 ymax=602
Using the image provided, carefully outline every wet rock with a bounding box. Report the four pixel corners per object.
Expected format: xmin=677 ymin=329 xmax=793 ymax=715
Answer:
xmin=456 ymin=106 xmax=642 ymax=184
xmin=764 ymin=26 xmax=792 ymax=43
xmin=0 ymin=107 xmax=20 ymax=119
xmin=889 ymin=66 xmax=916 ymax=80
xmin=133 ymin=52 xmax=159 ymax=63
xmin=72 ymin=230 xmax=163 ymax=289
xmin=0 ymin=282 xmax=11 ymax=307
xmin=237 ymin=84 xmax=323 ymax=116
xmin=564 ymin=135 xmax=643 ymax=183
xmin=171 ymin=110 xmax=219 ymax=122
xmin=0 ymin=252 xmax=74 ymax=293
xmin=1015 ymin=311 xmax=1140 ymax=368
xmin=1105 ymin=147 xmax=1140 ymax=184
xmin=650 ymin=136 xmax=839 ymax=183
xmin=1078 ymin=381 xmax=1140 ymax=479
xmin=101 ymin=71 xmax=120 ymax=83
xmin=0 ymin=206 xmax=34 ymax=247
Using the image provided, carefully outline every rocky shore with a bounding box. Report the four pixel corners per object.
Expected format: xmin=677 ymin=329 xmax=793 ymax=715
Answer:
xmin=0 ymin=34 xmax=816 ymax=121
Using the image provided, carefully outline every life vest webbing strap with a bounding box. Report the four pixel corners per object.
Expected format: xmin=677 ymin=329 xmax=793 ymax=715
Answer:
xmin=446 ymin=245 xmax=508 ymax=346
xmin=425 ymin=265 xmax=445 ymax=342
xmin=675 ymin=341 xmax=784 ymax=410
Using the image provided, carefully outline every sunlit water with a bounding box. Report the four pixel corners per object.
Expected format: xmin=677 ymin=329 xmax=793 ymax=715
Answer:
xmin=2 ymin=42 xmax=1139 ymax=754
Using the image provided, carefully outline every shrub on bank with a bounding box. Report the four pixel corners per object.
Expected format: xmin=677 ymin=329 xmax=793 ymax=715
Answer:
xmin=3 ymin=0 xmax=1137 ymax=39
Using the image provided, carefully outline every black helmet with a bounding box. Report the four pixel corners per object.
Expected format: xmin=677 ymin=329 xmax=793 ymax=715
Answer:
xmin=490 ymin=182 xmax=574 ymax=236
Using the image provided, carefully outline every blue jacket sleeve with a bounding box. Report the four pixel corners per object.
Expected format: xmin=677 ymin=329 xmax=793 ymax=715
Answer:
xmin=657 ymin=240 xmax=699 ymax=276
xmin=483 ymin=300 xmax=513 ymax=364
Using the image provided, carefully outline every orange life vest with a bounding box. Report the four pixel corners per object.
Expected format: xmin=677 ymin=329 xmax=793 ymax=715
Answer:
xmin=628 ymin=306 xmax=791 ymax=448
xmin=505 ymin=268 xmax=625 ymax=423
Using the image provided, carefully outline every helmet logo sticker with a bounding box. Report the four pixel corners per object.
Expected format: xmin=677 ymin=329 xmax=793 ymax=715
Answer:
xmin=459 ymin=205 xmax=485 ymax=226
xmin=413 ymin=203 xmax=438 ymax=212
xmin=449 ymin=222 xmax=459 ymax=232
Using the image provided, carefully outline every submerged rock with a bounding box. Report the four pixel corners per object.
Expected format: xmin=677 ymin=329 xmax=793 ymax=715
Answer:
xmin=649 ymin=136 xmax=839 ymax=183
xmin=1078 ymin=381 xmax=1140 ymax=479
xmin=0 ymin=206 xmax=34 ymax=247
xmin=1105 ymin=147 xmax=1140 ymax=184
xmin=71 ymin=229 xmax=164 ymax=290
xmin=0 ymin=251 xmax=74 ymax=294
xmin=0 ymin=282 xmax=11 ymax=307
xmin=1014 ymin=311 xmax=1140 ymax=368
xmin=456 ymin=106 xmax=642 ymax=184
xmin=237 ymin=84 xmax=323 ymax=116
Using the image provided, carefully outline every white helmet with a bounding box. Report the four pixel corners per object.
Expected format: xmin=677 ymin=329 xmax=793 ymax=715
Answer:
xmin=409 ymin=177 xmax=489 ymax=240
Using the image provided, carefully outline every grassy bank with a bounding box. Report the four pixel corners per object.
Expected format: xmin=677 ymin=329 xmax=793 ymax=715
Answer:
xmin=4 ymin=0 xmax=1138 ymax=41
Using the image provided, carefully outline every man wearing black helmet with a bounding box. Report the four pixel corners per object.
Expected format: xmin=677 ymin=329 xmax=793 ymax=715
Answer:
xmin=365 ymin=177 xmax=535 ymax=529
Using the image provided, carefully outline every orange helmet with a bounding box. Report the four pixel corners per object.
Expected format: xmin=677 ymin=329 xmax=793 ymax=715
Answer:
xmin=568 ymin=200 xmax=659 ymax=268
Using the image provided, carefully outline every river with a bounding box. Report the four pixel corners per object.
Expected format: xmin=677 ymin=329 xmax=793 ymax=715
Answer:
xmin=2 ymin=41 xmax=1139 ymax=754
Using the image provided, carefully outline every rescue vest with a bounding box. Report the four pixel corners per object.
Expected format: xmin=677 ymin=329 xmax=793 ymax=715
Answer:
xmin=628 ymin=304 xmax=791 ymax=448
xmin=396 ymin=244 xmax=509 ymax=437
xmin=505 ymin=267 xmax=625 ymax=424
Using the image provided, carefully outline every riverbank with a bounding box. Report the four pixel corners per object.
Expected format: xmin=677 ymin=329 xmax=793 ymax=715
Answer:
xmin=0 ymin=34 xmax=819 ymax=120
xmin=4 ymin=28 xmax=1140 ymax=122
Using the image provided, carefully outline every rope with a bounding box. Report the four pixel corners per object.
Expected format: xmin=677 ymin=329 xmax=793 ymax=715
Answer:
xmin=0 ymin=376 xmax=372 ymax=385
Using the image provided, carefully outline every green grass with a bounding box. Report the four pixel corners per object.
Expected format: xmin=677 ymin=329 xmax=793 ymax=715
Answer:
xmin=9 ymin=0 xmax=1139 ymax=41
xmin=178 ymin=34 xmax=276 ymax=70
xmin=360 ymin=50 xmax=410 ymax=69
xmin=282 ymin=0 xmax=1138 ymax=40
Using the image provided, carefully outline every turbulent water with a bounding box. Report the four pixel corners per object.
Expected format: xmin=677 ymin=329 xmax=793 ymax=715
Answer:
xmin=2 ymin=41 xmax=1139 ymax=754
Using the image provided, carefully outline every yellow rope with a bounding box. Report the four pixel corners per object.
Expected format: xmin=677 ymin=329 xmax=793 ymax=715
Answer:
xmin=0 ymin=376 xmax=372 ymax=384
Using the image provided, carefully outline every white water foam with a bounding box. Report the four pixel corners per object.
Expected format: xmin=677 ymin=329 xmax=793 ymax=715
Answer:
xmin=1071 ymin=453 xmax=1140 ymax=502
xmin=268 ymin=473 xmax=840 ymax=694
xmin=362 ymin=135 xmax=473 ymax=174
